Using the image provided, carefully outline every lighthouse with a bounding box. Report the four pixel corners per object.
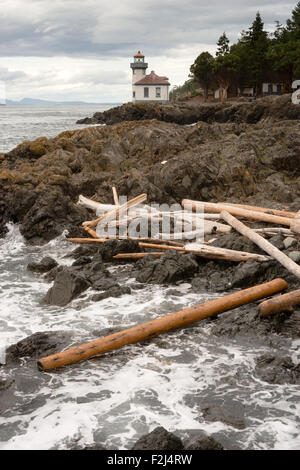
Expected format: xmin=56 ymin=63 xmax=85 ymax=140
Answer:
xmin=130 ymin=51 xmax=170 ymax=104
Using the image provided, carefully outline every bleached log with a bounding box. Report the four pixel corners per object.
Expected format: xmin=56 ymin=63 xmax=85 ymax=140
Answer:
xmin=112 ymin=186 xmax=119 ymax=206
xmin=219 ymin=202 xmax=296 ymax=219
xmin=290 ymin=219 xmax=300 ymax=236
xmin=77 ymin=195 xmax=103 ymax=211
xmin=183 ymin=200 xmax=293 ymax=227
xmin=221 ymin=210 xmax=300 ymax=279
xmin=83 ymin=194 xmax=147 ymax=228
xmin=254 ymin=227 xmax=293 ymax=235
xmin=185 ymin=243 xmax=270 ymax=262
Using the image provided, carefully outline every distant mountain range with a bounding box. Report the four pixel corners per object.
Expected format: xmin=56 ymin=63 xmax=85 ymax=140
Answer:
xmin=1 ymin=98 xmax=121 ymax=106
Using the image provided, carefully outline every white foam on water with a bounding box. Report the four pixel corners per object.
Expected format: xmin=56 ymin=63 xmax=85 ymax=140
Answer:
xmin=0 ymin=225 xmax=299 ymax=450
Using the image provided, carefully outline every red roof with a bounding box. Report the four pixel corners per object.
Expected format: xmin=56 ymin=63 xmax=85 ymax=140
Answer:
xmin=135 ymin=71 xmax=170 ymax=86
xmin=134 ymin=50 xmax=145 ymax=58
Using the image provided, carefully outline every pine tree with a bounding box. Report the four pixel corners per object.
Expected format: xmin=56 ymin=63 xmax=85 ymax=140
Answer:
xmin=190 ymin=52 xmax=215 ymax=101
xmin=287 ymin=1 xmax=300 ymax=30
xmin=216 ymin=33 xmax=230 ymax=56
xmin=240 ymin=12 xmax=270 ymax=94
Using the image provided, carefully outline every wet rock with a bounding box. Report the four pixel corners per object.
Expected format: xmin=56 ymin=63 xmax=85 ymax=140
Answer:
xmin=43 ymin=267 xmax=90 ymax=306
xmin=211 ymin=303 xmax=300 ymax=341
xmin=44 ymin=265 xmax=64 ymax=282
xmin=184 ymin=432 xmax=224 ymax=450
xmin=131 ymin=426 xmax=184 ymax=450
xmin=210 ymin=233 xmax=263 ymax=255
xmin=92 ymin=278 xmax=119 ymax=291
xmin=199 ymin=398 xmax=246 ymax=429
xmin=288 ymin=251 xmax=300 ymax=263
xmin=5 ymin=331 xmax=73 ymax=364
xmin=268 ymin=234 xmax=285 ymax=251
xmin=255 ymin=354 xmax=300 ymax=385
xmin=71 ymin=245 xmax=101 ymax=259
xmin=72 ymin=256 xmax=92 ymax=266
xmin=136 ymin=251 xmax=198 ymax=284
xmin=20 ymin=192 xmax=89 ymax=245
xmin=98 ymin=239 xmax=141 ymax=262
xmin=91 ymin=285 xmax=131 ymax=302
xmin=283 ymin=237 xmax=298 ymax=250
xmin=27 ymin=256 xmax=58 ymax=274
xmin=0 ymin=378 xmax=15 ymax=392
xmin=231 ymin=259 xmax=272 ymax=288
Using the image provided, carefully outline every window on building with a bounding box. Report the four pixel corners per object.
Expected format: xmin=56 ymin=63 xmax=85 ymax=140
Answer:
xmin=133 ymin=91 xmax=135 ymax=98
xmin=143 ymin=69 xmax=145 ymax=75
xmin=156 ymin=87 xmax=161 ymax=98
xmin=144 ymin=87 xmax=149 ymax=98
xmin=133 ymin=69 xmax=135 ymax=74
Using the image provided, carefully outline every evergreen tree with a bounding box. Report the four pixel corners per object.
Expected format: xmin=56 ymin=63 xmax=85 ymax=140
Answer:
xmin=190 ymin=52 xmax=215 ymax=101
xmin=267 ymin=2 xmax=300 ymax=87
xmin=287 ymin=1 xmax=300 ymax=30
xmin=216 ymin=33 xmax=230 ymax=56
xmin=240 ymin=11 xmax=270 ymax=94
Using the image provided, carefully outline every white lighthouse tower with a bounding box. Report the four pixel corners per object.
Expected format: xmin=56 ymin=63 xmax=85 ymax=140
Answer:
xmin=130 ymin=51 xmax=148 ymax=86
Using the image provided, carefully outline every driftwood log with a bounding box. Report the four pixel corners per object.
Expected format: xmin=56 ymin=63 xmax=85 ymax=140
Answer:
xmin=83 ymin=194 xmax=147 ymax=228
xmin=290 ymin=219 xmax=300 ymax=236
xmin=112 ymin=186 xmax=119 ymax=206
xmin=113 ymin=252 xmax=168 ymax=259
xmin=258 ymin=289 xmax=300 ymax=317
xmin=37 ymin=278 xmax=288 ymax=370
xmin=219 ymin=202 xmax=296 ymax=219
xmin=182 ymin=200 xmax=293 ymax=227
xmin=221 ymin=210 xmax=300 ymax=279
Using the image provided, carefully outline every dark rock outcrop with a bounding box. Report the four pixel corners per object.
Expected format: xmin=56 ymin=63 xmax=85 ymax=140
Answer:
xmin=136 ymin=251 xmax=198 ymax=284
xmin=184 ymin=432 xmax=224 ymax=450
xmin=77 ymin=94 xmax=300 ymax=126
xmin=43 ymin=267 xmax=90 ymax=306
xmin=131 ymin=426 xmax=184 ymax=450
xmin=5 ymin=331 xmax=74 ymax=365
xmin=91 ymin=285 xmax=131 ymax=302
xmin=27 ymin=256 xmax=58 ymax=273
xmin=255 ymin=354 xmax=300 ymax=384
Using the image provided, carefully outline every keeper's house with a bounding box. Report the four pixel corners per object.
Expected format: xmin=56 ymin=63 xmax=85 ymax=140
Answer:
xmin=130 ymin=51 xmax=170 ymax=103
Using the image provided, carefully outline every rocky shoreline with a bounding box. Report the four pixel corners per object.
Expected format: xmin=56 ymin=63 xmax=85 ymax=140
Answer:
xmin=0 ymin=94 xmax=299 ymax=450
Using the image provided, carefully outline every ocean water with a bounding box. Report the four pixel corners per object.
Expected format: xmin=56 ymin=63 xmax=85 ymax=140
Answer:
xmin=0 ymin=108 xmax=299 ymax=450
xmin=0 ymin=104 xmax=113 ymax=153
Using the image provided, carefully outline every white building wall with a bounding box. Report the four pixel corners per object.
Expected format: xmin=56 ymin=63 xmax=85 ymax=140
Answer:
xmin=262 ymin=83 xmax=269 ymax=93
xmin=133 ymin=84 xmax=169 ymax=103
xmin=132 ymin=68 xmax=146 ymax=85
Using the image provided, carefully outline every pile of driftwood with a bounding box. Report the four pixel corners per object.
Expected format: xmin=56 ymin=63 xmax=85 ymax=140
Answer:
xmin=36 ymin=189 xmax=300 ymax=371
xmin=67 ymin=189 xmax=300 ymax=276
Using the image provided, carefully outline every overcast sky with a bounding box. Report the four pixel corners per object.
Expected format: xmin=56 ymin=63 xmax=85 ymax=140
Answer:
xmin=0 ymin=0 xmax=296 ymax=102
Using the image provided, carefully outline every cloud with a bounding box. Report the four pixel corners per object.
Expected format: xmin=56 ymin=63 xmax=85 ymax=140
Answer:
xmin=0 ymin=66 xmax=26 ymax=81
xmin=0 ymin=0 xmax=296 ymax=58
xmin=0 ymin=0 xmax=297 ymax=101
